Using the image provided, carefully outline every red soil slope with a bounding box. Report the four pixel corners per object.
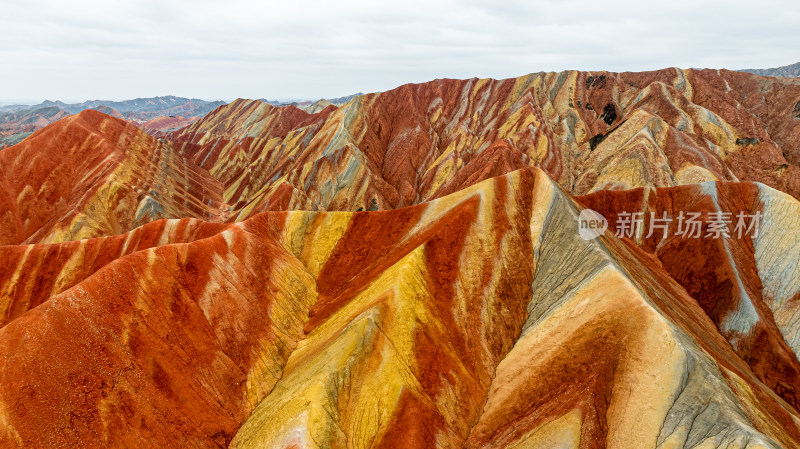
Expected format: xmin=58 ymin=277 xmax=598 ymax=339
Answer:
xmin=0 ymin=109 xmax=225 ymax=245
xmin=138 ymin=115 xmax=198 ymax=134
xmin=1 ymin=168 xmax=800 ymax=448
xmin=2 ymin=69 xmax=800 ymax=448
xmin=166 ymin=69 xmax=800 ymax=221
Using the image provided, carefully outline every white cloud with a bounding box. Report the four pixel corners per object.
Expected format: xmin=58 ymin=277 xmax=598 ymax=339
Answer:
xmin=0 ymin=0 xmax=798 ymax=103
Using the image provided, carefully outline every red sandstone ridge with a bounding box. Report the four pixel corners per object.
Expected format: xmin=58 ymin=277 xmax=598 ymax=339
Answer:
xmin=138 ymin=115 xmax=199 ymax=134
xmin=91 ymin=105 xmax=125 ymax=119
xmin=0 ymin=109 xmax=225 ymax=245
xmin=2 ymin=168 xmax=800 ymax=448
xmin=2 ymin=68 xmax=800 ymax=448
xmin=579 ymin=182 xmax=800 ymax=419
xmin=6 ymin=67 xmax=799 ymax=242
xmin=166 ymin=69 xmax=800 ymax=221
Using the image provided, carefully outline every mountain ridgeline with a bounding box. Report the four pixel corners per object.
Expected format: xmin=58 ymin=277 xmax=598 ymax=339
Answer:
xmin=0 ymin=95 xmax=226 ymax=148
xmin=740 ymin=61 xmax=800 ymax=78
xmin=1 ymin=68 xmax=800 ymax=448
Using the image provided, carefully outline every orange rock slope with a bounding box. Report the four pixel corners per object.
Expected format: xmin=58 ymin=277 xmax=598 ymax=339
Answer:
xmin=1 ymin=68 xmax=800 ymax=448
xmin=166 ymin=68 xmax=800 ymax=220
xmin=1 ymin=167 xmax=800 ymax=447
xmin=0 ymin=109 xmax=225 ymax=245
xmin=138 ymin=115 xmax=199 ymax=134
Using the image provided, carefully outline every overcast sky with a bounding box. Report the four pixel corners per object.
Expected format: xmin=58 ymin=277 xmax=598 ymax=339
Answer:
xmin=1 ymin=0 xmax=798 ymax=104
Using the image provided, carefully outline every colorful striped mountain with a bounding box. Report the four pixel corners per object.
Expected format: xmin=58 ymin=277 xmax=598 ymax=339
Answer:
xmin=2 ymin=68 xmax=800 ymax=448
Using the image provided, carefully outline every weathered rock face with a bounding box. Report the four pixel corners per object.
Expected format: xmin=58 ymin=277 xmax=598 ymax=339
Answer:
xmin=578 ymin=181 xmax=800 ymax=419
xmin=167 ymin=69 xmax=800 ymax=220
xmin=4 ymin=68 xmax=799 ymax=245
xmin=0 ymin=217 xmax=228 ymax=328
xmin=2 ymin=167 xmax=800 ymax=448
xmin=3 ymin=69 xmax=800 ymax=448
xmin=0 ymin=218 xmax=317 ymax=447
xmin=138 ymin=115 xmax=199 ymax=134
xmin=0 ymin=109 xmax=225 ymax=245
